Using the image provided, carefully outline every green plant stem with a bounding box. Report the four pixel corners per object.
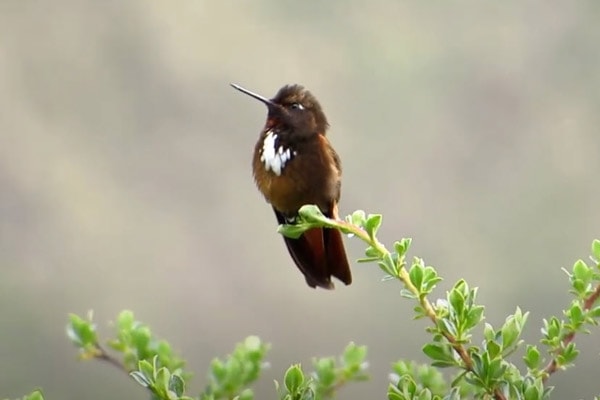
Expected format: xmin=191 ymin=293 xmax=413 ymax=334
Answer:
xmin=542 ymin=282 xmax=600 ymax=380
xmin=320 ymin=377 xmax=347 ymax=399
xmin=333 ymin=220 xmax=506 ymax=400
xmin=94 ymin=342 xmax=129 ymax=373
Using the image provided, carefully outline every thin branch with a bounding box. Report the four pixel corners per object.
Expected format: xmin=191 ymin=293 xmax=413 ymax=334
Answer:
xmin=334 ymin=220 xmax=507 ymax=400
xmin=542 ymin=283 xmax=600 ymax=380
xmin=94 ymin=342 xmax=129 ymax=373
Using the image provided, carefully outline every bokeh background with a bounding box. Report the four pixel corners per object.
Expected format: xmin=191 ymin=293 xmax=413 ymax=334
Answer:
xmin=2 ymin=1 xmax=600 ymax=398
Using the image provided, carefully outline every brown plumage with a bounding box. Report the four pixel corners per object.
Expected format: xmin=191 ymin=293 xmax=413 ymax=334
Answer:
xmin=231 ymin=83 xmax=352 ymax=289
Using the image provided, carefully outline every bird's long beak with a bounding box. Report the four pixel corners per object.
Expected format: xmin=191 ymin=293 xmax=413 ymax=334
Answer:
xmin=230 ymin=83 xmax=278 ymax=108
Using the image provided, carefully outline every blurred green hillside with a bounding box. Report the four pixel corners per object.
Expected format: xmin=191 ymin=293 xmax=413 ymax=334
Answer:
xmin=1 ymin=2 xmax=599 ymax=399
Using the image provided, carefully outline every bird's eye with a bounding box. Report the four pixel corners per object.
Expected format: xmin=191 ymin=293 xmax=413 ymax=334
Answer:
xmin=289 ymin=103 xmax=305 ymax=110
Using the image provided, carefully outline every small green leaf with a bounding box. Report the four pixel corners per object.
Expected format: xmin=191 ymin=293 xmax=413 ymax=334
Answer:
xmin=155 ymin=367 xmax=171 ymax=395
xmin=278 ymin=223 xmax=312 ymax=239
xmin=364 ymin=214 xmax=383 ymax=238
xmin=444 ymin=387 xmax=462 ymax=400
xmin=421 ymin=267 xmax=442 ymax=294
xmin=238 ymin=388 xmax=254 ymax=400
xmin=169 ymin=374 xmax=185 ymax=397
xmin=377 ymin=253 xmax=397 ymax=276
xmin=209 ymin=358 xmax=227 ymax=382
xmin=465 ymin=305 xmax=485 ymax=330
xmin=572 ymin=259 xmax=592 ymax=283
xmin=422 ymin=343 xmax=456 ymax=367
xmin=298 ymin=205 xmax=328 ymax=223
xmin=566 ymin=302 xmax=585 ymax=329
xmin=349 ymin=209 xmax=367 ymax=227
xmin=523 ymin=377 xmax=544 ymax=400
xmin=117 ymin=310 xmax=135 ymax=330
xmin=591 ymin=239 xmax=600 ymax=262
xmin=131 ymin=370 xmax=151 ymax=387
xmin=501 ymin=319 xmax=519 ymax=351
xmin=378 ymin=253 xmax=397 ymax=276
xmin=448 ymin=288 xmax=465 ymax=317
xmin=438 ymin=319 xmax=458 ymax=337
xmin=132 ymin=326 xmax=152 ymax=353
xmin=244 ymin=335 xmax=262 ymax=352
xmin=364 ymin=246 xmax=380 ymax=258
xmin=469 ymin=352 xmax=485 ymax=377
xmin=561 ymin=342 xmax=579 ymax=364
xmin=523 ymin=345 xmax=541 ymax=370
xmin=388 ymin=375 xmax=418 ymax=399
xmin=485 ymin=340 xmax=501 ymax=359
xmin=483 ymin=323 xmax=495 ymax=342
xmin=393 ymin=238 xmax=412 ymax=257
xmin=23 ymin=391 xmax=44 ymax=400
xmin=486 ymin=358 xmax=506 ymax=381
xmin=284 ymin=364 xmax=304 ymax=393
xmin=67 ymin=313 xmax=97 ymax=347
xmin=541 ymin=317 xmax=561 ymax=341
xmin=571 ymin=278 xmax=586 ymax=295
xmin=409 ymin=264 xmax=424 ymax=291
xmin=589 ymin=306 xmax=600 ymax=318
xmin=357 ymin=256 xmax=381 ymax=263
xmin=314 ymin=357 xmax=336 ymax=387
xmin=342 ymin=343 xmax=367 ymax=366
xmin=417 ymin=389 xmax=433 ymax=400
xmin=227 ymin=357 xmax=243 ymax=382
xmin=138 ymin=359 xmax=155 ymax=381
xmin=387 ymin=390 xmax=404 ymax=400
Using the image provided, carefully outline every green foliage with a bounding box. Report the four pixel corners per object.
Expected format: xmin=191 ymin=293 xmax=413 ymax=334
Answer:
xmin=67 ymin=310 xmax=270 ymax=400
xmin=281 ymin=207 xmax=600 ymax=399
xmin=3 ymin=391 xmax=44 ymax=400
xmin=11 ymin=210 xmax=600 ymax=400
xmin=276 ymin=343 xmax=368 ymax=400
xmin=389 ymin=360 xmax=448 ymax=398
xmin=201 ymin=335 xmax=269 ymax=400
xmin=66 ymin=311 xmax=100 ymax=360
xmin=67 ymin=310 xmax=190 ymax=380
xmin=130 ymin=356 xmax=192 ymax=400
xmin=65 ymin=309 xmax=362 ymax=400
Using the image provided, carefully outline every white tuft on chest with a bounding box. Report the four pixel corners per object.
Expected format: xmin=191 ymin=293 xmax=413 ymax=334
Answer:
xmin=259 ymin=130 xmax=296 ymax=176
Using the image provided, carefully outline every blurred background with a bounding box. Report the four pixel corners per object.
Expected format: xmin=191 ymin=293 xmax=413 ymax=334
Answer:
xmin=1 ymin=1 xmax=600 ymax=398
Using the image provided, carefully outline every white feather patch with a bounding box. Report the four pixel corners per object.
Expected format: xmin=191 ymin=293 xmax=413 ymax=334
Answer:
xmin=260 ymin=130 xmax=294 ymax=176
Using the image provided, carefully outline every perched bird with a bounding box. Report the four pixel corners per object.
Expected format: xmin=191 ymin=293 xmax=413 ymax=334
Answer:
xmin=231 ymin=83 xmax=352 ymax=289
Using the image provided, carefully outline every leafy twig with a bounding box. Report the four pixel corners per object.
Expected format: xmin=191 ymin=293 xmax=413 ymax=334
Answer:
xmin=542 ymin=282 xmax=600 ymax=380
xmin=281 ymin=206 xmax=508 ymax=400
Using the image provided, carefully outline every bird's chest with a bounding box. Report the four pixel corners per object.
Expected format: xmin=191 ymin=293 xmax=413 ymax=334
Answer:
xmin=256 ymin=130 xmax=297 ymax=177
xmin=253 ymin=130 xmax=334 ymax=214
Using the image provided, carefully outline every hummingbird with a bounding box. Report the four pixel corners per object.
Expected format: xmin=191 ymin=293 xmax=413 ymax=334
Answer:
xmin=231 ymin=83 xmax=352 ymax=289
